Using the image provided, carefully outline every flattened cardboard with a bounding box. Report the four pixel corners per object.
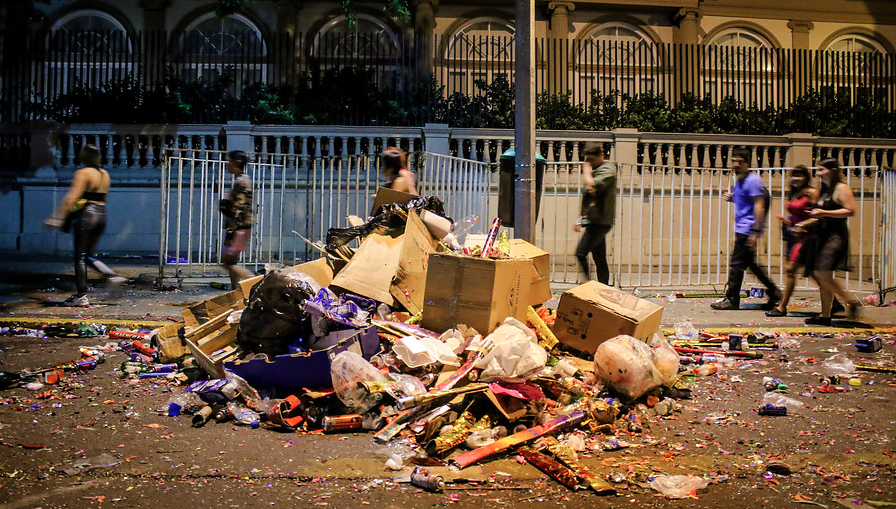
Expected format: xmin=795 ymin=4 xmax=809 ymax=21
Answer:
xmin=331 ymin=211 xmax=434 ymax=313
xmin=552 ymin=281 xmax=663 ymax=354
xmin=371 ymin=187 xmax=416 ymax=216
xmin=422 ymin=253 xmax=533 ymax=334
xmin=185 ymin=321 xmax=240 ymax=378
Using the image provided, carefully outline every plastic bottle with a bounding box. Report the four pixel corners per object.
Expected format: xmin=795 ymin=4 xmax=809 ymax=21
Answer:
xmin=451 ymin=215 xmax=479 ymax=245
xmin=167 ymin=392 xmax=203 ymax=416
xmin=695 ymin=364 xmax=718 ymax=376
xmin=226 ymin=401 xmax=260 ymax=428
xmin=224 ymin=370 xmax=262 ymax=408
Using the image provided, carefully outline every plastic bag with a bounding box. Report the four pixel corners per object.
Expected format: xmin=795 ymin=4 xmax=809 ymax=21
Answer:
xmin=474 ymin=317 xmax=547 ymax=381
xmin=594 ymin=335 xmax=668 ymax=401
xmin=763 ymin=392 xmax=806 ymax=410
xmin=648 ymin=475 xmax=710 ymax=498
xmin=326 ymin=195 xmax=449 ymax=250
xmin=673 ymin=320 xmax=698 ymax=340
xmin=649 ymin=333 xmax=680 ymax=384
xmin=330 ymin=351 xmax=387 ymax=413
xmin=821 ymin=353 xmax=856 ymax=375
xmin=238 ymin=267 xmax=320 ymax=356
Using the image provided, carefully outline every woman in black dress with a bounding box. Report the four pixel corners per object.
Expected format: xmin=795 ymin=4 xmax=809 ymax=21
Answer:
xmin=804 ymin=159 xmax=861 ymax=325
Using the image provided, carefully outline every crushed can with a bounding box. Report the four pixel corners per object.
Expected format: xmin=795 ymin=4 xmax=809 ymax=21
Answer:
xmin=410 ymin=466 xmax=445 ymax=492
xmin=749 ymin=287 xmax=765 ymax=298
xmin=322 ymin=414 xmax=363 ymax=433
xmin=758 ymin=404 xmax=787 ymax=416
xmin=854 ymin=335 xmax=882 ymax=353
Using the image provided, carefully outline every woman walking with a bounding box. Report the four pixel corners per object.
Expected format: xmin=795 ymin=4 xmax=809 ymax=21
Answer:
xmin=803 ymin=159 xmax=862 ymax=325
xmin=46 ymin=144 xmax=125 ymax=306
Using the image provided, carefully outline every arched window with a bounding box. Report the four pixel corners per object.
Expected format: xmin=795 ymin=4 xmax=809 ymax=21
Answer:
xmin=703 ymin=28 xmax=776 ymax=105
xmin=825 ymin=34 xmax=886 ymax=54
xmin=575 ymin=22 xmax=656 ymax=103
xmin=179 ymin=14 xmax=267 ymax=85
xmin=443 ymin=17 xmax=515 ymax=96
xmin=821 ymin=33 xmax=889 ymax=107
xmin=312 ymin=14 xmax=399 ymax=60
xmin=47 ymin=10 xmax=132 ymax=90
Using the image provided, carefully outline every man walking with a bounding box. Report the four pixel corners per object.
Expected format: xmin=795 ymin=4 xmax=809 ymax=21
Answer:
xmin=574 ymin=144 xmax=617 ymax=285
xmin=711 ymin=147 xmax=781 ymax=310
xmin=219 ymin=150 xmax=255 ymax=291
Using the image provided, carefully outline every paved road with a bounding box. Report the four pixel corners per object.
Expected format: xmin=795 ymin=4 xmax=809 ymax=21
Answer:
xmin=0 ymin=254 xmax=894 ymax=508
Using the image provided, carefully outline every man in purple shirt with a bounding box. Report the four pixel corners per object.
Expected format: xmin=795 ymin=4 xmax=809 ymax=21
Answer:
xmin=711 ymin=147 xmax=780 ymax=310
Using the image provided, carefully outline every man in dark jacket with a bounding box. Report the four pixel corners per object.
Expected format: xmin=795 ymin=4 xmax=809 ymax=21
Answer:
xmin=574 ymin=144 xmax=617 ymax=284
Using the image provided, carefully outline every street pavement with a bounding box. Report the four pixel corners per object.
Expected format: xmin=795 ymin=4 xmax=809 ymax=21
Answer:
xmin=0 ymin=253 xmax=894 ymax=508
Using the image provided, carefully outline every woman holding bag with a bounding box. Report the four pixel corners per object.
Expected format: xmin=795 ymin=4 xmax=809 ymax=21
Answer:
xmin=46 ymin=144 xmax=125 ymax=306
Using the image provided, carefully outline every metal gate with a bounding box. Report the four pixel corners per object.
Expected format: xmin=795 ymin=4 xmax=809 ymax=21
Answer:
xmin=159 ymin=150 xmax=494 ymax=283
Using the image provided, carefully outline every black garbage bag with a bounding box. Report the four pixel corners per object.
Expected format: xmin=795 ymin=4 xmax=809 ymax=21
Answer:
xmin=237 ymin=268 xmax=319 ymax=357
xmin=325 ymin=195 xmax=450 ymax=250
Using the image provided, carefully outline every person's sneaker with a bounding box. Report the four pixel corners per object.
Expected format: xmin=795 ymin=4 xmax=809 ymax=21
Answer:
xmin=710 ymin=298 xmax=739 ymax=310
xmin=760 ymin=290 xmax=782 ymax=311
xmin=765 ymin=308 xmax=787 ymax=317
xmin=805 ymin=315 xmax=831 ymax=326
xmin=63 ymin=294 xmax=89 ymax=307
xmin=107 ymin=276 xmax=128 ymax=285
xmin=830 ymin=299 xmax=845 ymax=316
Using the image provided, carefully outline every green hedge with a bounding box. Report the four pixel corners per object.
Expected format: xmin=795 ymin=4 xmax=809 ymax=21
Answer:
xmin=29 ymin=69 xmax=895 ymax=138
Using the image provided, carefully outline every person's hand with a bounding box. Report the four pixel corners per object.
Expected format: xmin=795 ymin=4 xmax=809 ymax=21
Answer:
xmin=809 ymin=208 xmax=825 ymax=218
xmin=776 ymin=214 xmax=791 ymax=226
xmin=723 ymin=191 xmax=733 ymax=202
xmin=573 ymin=223 xmax=582 ymax=233
xmin=747 ymin=232 xmax=759 ymax=249
xmin=44 ymin=217 xmax=64 ymax=230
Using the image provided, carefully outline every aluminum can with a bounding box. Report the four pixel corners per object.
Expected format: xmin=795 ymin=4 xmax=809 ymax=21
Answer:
xmin=410 ymin=467 xmax=445 ymax=492
xmin=322 ymin=414 xmax=363 ymax=433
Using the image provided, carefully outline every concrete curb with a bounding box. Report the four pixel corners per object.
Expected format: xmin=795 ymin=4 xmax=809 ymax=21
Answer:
xmin=662 ymin=326 xmax=893 ymax=336
xmin=0 ymin=317 xmax=172 ymax=331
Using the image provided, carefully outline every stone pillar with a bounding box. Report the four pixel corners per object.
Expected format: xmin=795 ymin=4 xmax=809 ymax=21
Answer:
xmin=785 ymin=133 xmax=817 ymax=167
xmin=414 ymin=0 xmax=438 ymax=80
xmin=423 ymin=123 xmax=450 ymax=155
xmin=139 ymin=0 xmax=171 ymax=85
xmin=672 ymin=9 xmax=701 ymax=103
xmin=225 ymin=121 xmax=254 ymax=155
xmin=547 ymin=1 xmax=574 ymax=95
xmin=28 ymin=121 xmax=59 ymax=178
xmin=611 ymin=128 xmax=640 ymax=168
xmin=788 ymin=21 xmax=813 ymax=50
xmin=274 ymin=0 xmax=300 ymax=85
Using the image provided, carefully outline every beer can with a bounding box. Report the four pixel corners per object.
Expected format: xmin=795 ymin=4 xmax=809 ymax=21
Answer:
xmin=322 ymin=414 xmax=362 ymax=433
xmin=758 ymin=404 xmax=787 ymax=416
xmin=750 ymin=287 xmax=765 ymax=298
xmin=854 ymin=336 xmax=882 ymax=353
xmin=410 ymin=466 xmax=445 ymax=492
xmin=727 ymin=334 xmax=743 ymax=351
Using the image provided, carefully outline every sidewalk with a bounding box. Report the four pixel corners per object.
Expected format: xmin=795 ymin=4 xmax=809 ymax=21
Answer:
xmin=1 ymin=252 xmax=893 ymax=333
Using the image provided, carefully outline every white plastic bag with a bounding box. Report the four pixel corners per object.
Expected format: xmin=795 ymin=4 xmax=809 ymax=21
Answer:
xmin=594 ymin=335 xmax=668 ymax=400
xmin=649 ymin=333 xmax=681 ymax=384
xmin=474 ymin=317 xmax=547 ymax=381
xmin=821 ymin=353 xmax=856 ymax=375
xmin=330 ymin=351 xmax=386 ymax=413
xmin=648 ymin=475 xmax=710 ymax=498
xmin=392 ymin=336 xmax=460 ymax=368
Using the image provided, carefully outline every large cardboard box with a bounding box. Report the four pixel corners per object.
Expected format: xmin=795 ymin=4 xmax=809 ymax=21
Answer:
xmin=331 ymin=211 xmax=435 ymax=313
xmin=552 ymin=281 xmax=663 ymax=354
xmin=508 ymin=239 xmax=552 ymax=306
xmin=422 ymin=253 xmax=537 ymax=334
xmin=371 ymin=187 xmax=416 ymax=216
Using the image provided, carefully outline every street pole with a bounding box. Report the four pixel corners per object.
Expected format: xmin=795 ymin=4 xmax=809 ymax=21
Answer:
xmin=514 ymin=0 xmax=536 ymax=243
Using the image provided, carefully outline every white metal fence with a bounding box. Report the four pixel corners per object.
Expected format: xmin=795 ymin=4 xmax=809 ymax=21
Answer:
xmin=540 ymin=162 xmax=885 ymax=294
xmin=160 ymin=148 xmax=887 ymax=296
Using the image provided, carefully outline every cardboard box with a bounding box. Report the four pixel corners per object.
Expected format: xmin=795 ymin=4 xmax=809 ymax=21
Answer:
xmin=182 ymin=289 xmax=244 ymax=327
xmin=371 ymin=187 xmax=416 ymax=216
xmin=552 ymin=281 xmax=663 ymax=354
xmin=185 ymin=321 xmax=241 ymax=378
xmin=422 ymin=253 xmax=537 ymax=334
xmin=331 ymin=210 xmax=435 ymax=314
xmin=508 ymin=239 xmax=552 ymax=306
xmin=225 ymin=326 xmax=380 ymax=392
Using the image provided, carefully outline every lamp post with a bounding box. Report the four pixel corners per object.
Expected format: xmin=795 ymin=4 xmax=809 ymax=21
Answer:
xmin=514 ymin=0 xmax=536 ymax=243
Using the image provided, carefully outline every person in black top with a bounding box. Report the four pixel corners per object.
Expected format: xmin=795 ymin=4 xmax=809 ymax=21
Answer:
xmin=802 ymin=159 xmax=862 ymax=325
xmin=46 ymin=144 xmax=126 ymax=306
